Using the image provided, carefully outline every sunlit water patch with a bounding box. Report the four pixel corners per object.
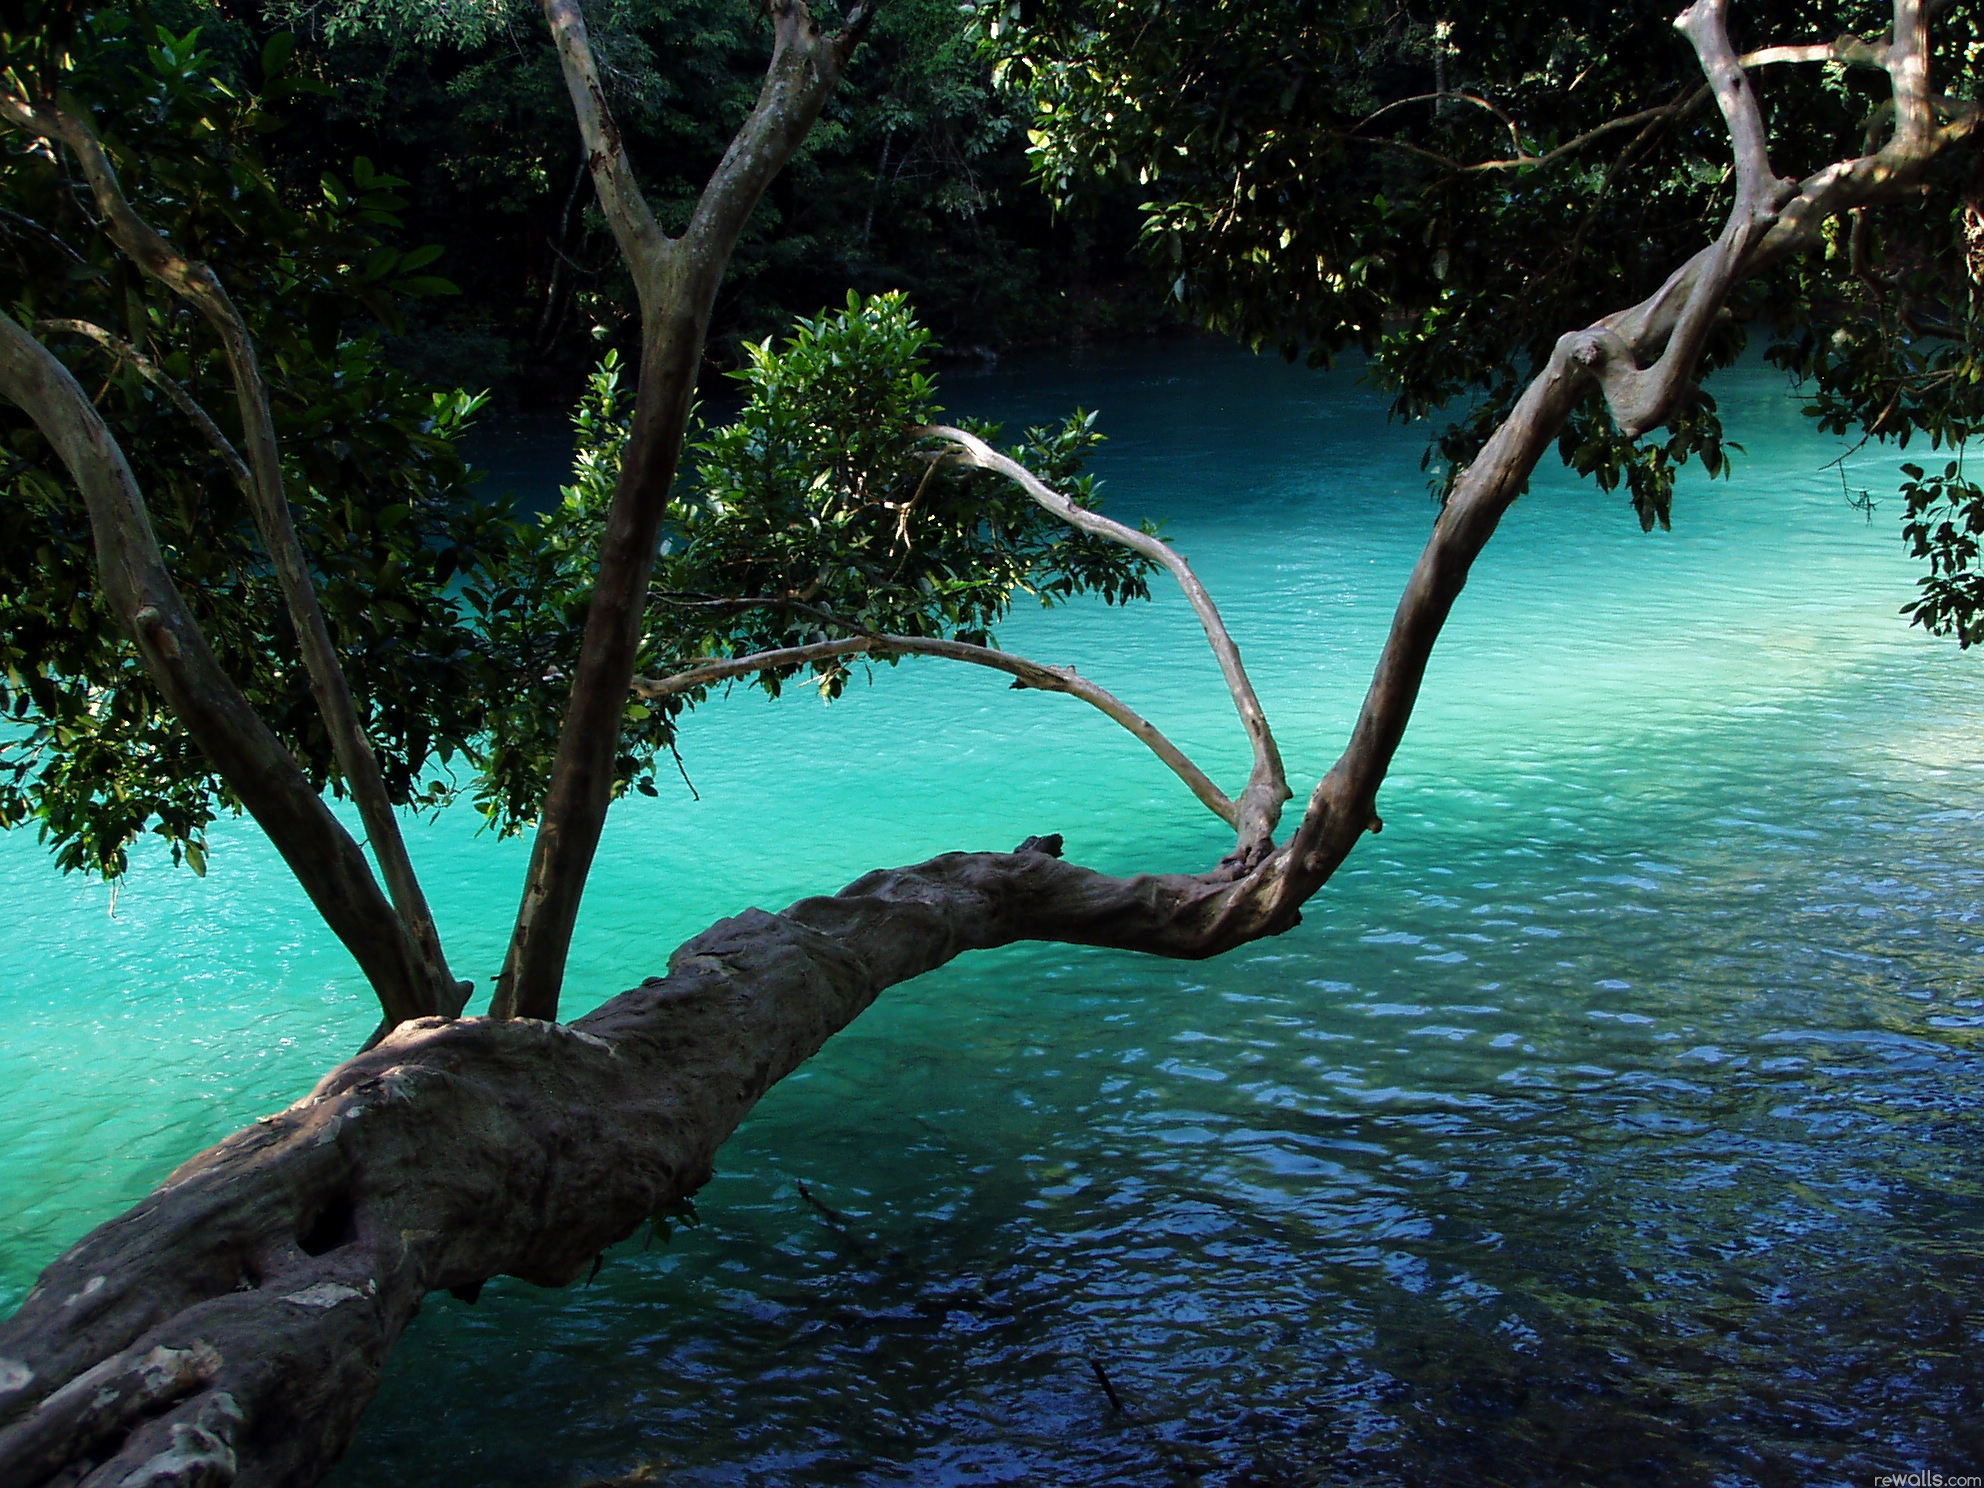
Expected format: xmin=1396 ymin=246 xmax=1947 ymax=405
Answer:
xmin=4 ymin=341 xmax=1981 ymax=1486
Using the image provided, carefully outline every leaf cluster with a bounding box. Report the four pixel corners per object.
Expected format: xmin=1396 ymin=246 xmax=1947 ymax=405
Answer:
xmin=247 ymin=0 xmax=1131 ymax=385
xmin=984 ymin=0 xmax=1984 ymax=540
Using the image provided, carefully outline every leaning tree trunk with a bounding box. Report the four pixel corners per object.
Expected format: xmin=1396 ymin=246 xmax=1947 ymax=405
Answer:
xmin=0 ymin=841 xmax=1287 ymax=1488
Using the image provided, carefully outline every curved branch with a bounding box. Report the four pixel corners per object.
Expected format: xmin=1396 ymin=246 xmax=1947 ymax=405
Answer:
xmin=35 ymin=318 xmax=250 ymax=492
xmin=0 ymin=92 xmax=462 ymax=1019
xmin=1354 ymin=90 xmax=1531 ymax=156
xmin=1571 ymin=0 xmax=1797 ymax=436
xmin=913 ymin=424 xmax=1290 ymax=852
xmin=634 ymin=633 xmax=1239 ymax=827
xmin=1350 ymin=91 xmax=1709 ymax=175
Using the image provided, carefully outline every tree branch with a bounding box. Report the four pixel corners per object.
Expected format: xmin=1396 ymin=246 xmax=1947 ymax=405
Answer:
xmin=634 ymin=633 xmax=1239 ymax=827
xmin=0 ymin=310 xmax=437 ymax=1026
xmin=1350 ymin=91 xmax=1710 ymax=175
xmin=35 ymin=318 xmax=250 ymax=492
xmin=0 ymin=93 xmax=464 ymax=1020
xmin=913 ymin=424 xmax=1290 ymax=855
xmin=1570 ymin=0 xmax=1797 ymax=437
xmin=1739 ymin=37 xmax=1887 ymax=68
xmin=1885 ymin=0 xmax=1934 ymax=155
xmin=683 ymin=1 xmax=878 ymax=265
xmin=1266 ymin=0 xmax=1976 ymax=923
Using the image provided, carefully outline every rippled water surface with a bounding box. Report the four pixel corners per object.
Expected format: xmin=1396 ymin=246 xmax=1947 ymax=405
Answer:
xmin=6 ymin=342 xmax=1983 ymax=1487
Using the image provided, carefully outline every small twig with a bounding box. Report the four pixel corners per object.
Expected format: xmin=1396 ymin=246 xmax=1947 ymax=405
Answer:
xmin=1088 ymin=1358 xmax=1128 ymax=1416
xmin=1346 ymin=91 xmax=1710 ymax=176
xmin=665 ymin=736 xmax=699 ymax=801
xmin=795 ymin=1180 xmax=851 ymax=1229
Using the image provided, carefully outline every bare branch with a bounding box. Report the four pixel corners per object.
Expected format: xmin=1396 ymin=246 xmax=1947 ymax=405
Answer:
xmin=1740 ymin=37 xmax=1886 ymax=67
xmin=1573 ymin=0 xmax=1796 ymax=436
xmin=1354 ymin=91 xmax=1531 ymax=156
xmin=1351 ymin=91 xmax=1709 ymax=176
xmin=913 ymin=424 xmax=1290 ymax=852
xmin=0 ymin=93 xmax=464 ymax=1019
xmin=36 ymin=318 xmax=250 ymax=492
xmin=0 ymin=309 xmax=437 ymax=1025
xmin=634 ymin=634 xmax=1238 ymax=827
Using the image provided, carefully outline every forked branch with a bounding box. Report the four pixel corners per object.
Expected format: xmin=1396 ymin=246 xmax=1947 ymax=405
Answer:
xmin=914 ymin=424 xmax=1291 ymax=852
xmin=497 ymin=0 xmax=879 ymax=1021
xmin=1575 ymin=0 xmax=1797 ymax=436
xmin=541 ymin=0 xmax=667 ymax=295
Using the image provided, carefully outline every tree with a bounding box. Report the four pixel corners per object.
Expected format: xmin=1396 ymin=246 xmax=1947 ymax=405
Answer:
xmin=0 ymin=1 xmax=1976 ymax=1484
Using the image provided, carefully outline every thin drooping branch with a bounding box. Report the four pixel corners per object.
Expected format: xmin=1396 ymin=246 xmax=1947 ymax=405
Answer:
xmin=1351 ymin=90 xmax=1710 ymax=175
xmin=0 ymin=93 xmax=462 ymax=1019
xmin=1355 ymin=90 xmax=1532 ymax=157
xmin=35 ymin=318 xmax=250 ymax=491
xmin=634 ymin=633 xmax=1239 ymax=826
xmin=914 ymin=423 xmax=1290 ymax=853
xmin=0 ymin=310 xmax=438 ymax=1026
xmin=496 ymin=0 xmax=877 ymax=1021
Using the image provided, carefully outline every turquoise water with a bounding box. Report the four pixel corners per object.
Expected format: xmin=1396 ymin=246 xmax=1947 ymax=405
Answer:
xmin=5 ymin=342 xmax=1983 ymax=1485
